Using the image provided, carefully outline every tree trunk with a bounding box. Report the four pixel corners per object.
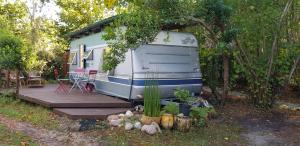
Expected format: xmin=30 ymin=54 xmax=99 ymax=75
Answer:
xmin=6 ymin=70 xmax=10 ymax=88
xmin=222 ymin=55 xmax=229 ymax=101
xmin=16 ymin=70 xmax=20 ymax=96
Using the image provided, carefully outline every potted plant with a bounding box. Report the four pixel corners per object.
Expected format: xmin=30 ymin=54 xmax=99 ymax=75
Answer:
xmin=174 ymin=88 xmax=196 ymax=116
xmin=161 ymin=102 xmax=179 ymax=129
xmin=140 ymin=78 xmax=161 ymax=125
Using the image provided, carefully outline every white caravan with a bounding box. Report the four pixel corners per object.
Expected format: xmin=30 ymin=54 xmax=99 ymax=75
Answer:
xmin=68 ymin=18 xmax=202 ymax=100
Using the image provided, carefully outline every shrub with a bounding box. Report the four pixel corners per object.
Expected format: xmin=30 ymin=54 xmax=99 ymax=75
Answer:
xmin=174 ymin=88 xmax=191 ymax=103
xmin=190 ymin=107 xmax=216 ymax=127
xmin=162 ymin=102 xmax=179 ymax=115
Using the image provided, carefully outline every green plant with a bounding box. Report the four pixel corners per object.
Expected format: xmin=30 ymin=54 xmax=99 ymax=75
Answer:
xmin=143 ymin=75 xmax=161 ymax=117
xmin=163 ymin=102 xmax=179 ymax=115
xmin=190 ymin=107 xmax=216 ymax=127
xmin=174 ymin=88 xmax=191 ymax=103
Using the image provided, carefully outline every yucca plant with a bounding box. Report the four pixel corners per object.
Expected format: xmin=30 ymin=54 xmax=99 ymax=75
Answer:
xmin=143 ymin=73 xmax=161 ymax=117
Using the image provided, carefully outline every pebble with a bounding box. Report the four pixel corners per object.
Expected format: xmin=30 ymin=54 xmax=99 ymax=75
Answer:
xmin=125 ymin=122 xmax=133 ymax=130
xmin=125 ymin=110 xmax=134 ymax=117
xmin=134 ymin=121 xmax=142 ymax=129
xmin=107 ymin=115 xmax=119 ymax=122
xmin=109 ymin=119 xmax=121 ymax=127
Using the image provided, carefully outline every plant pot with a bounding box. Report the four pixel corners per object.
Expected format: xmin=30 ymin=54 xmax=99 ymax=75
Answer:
xmin=175 ymin=116 xmax=191 ymax=132
xmin=140 ymin=114 xmax=161 ymax=125
xmin=161 ymin=113 xmax=174 ymax=129
xmin=179 ymin=103 xmax=191 ymax=116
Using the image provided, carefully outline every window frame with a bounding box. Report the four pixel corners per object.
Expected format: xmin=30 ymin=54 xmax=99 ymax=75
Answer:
xmin=68 ymin=52 xmax=78 ymax=65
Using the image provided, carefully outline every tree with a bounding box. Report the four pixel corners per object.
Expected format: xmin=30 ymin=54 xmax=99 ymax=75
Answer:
xmin=56 ymin=0 xmax=106 ymax=35
xmin=0 ymin=31 xmax=23 ymax=95
xmin=102 ymin=0 xmax=236 ymax=105
xmin=227 ymin=0 xmax=299 ymax=107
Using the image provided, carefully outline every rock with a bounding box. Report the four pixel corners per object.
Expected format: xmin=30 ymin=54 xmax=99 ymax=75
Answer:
xmin=109 ymin=119 xmax=121 ymax=127
xmin=118 ymin=114 xmax=125 ymax=118
xmin=125 ymin=122 xmax=133 ymax=130
xmin=177 ymin=113 xmax=184 ymax=118
xmin=134 ymin=105 xmax=144 ymax=113
xmin=141 ymin=122 xmax=161 ymax=135
xmin=125 ymin=110 xmax=134 ymax=117
xmin=134 ymin=121 xmax=142 ymax=129
xmin=107 ymin=115 xmax=119 ymax=122
xmin=69 ymin=121 xmax=81 ymax=131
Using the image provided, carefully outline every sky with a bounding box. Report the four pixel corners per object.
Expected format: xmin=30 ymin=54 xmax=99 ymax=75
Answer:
xmin=26 ymin=0 xmax=61 ymax=21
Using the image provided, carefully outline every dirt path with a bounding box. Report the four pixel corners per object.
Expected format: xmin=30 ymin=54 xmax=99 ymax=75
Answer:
xmin=219 ymin=103 xmax=300 ymax=146
xmin=238 ymin=109 xmax=300 ymax=146
xmin=0 ymin=115 xmax=106 ymax=146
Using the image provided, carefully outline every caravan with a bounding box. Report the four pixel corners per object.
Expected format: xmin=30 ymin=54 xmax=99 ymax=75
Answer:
xmin=68 ymin=18 xmax=202 ymax=100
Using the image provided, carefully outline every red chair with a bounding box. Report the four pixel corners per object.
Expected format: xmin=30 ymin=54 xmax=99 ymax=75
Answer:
xmin=82 ymin=70 xmax=97 ymax=93
xmin=54 ymin=68 xmax=69 ymax=93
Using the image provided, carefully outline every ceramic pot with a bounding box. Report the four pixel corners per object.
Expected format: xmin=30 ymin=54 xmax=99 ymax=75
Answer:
xmin=161 ymin=113 xmax=174 ymax=129
xmin=176 ymin=116 xmax=191 ymax=132
xmin=140 ymin=115 xmax=161 ymax=125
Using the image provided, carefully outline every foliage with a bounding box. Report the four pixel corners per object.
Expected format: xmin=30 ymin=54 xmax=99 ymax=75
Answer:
xmin=190 ymin=107 xmax=216 ymax=127
xmin=174 ymin=88 xmax=191 ymax=103
xmin=56 ymin=0 xmax=106 ymax=35
xmin=0 ymin=32 xmax=23 ymax=70
xmin=226 ymin=0 xmax=300 ymax=107
xmin=143 ymin=75 xmax=161 ymax=117
xmin=162 ymin=102 xmax=179 ymax=115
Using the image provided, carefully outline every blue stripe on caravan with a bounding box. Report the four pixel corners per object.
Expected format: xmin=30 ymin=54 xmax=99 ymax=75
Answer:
xmin=108 ymin=77 xmax=202 ymax=86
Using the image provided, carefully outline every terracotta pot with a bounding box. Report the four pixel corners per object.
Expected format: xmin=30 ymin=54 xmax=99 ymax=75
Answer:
xmin=140 ymin=115 xmax=161 ymax=125
xmin=175 ymin=116 xmax=191 ymax=132
xmin=161 ymin=113 xmax=174 ymax=129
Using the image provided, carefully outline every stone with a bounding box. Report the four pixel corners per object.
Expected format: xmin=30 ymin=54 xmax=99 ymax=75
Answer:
xmin=107 ymin=115 xmax=119 ymax=122
xmin=125 ymin=110 xmax=134 ymax=117
xmin=134 ymin=121 xmax=142 ymax=129
xmin=109 ymin=119 xmax=121 ymax=127
xmin=134 ymin=105 xmax=144 ymax=113
xmin=125 ymin=122 xmax=133 ymax=130
xmin=177 ymin=113 xmax=184 ymax=118
xmin=69 ymin=121 xmax=81 ymax=131
xmin=118 ymin=114 xmax=125 ymax=118
xmin=141 ymin=122 xmax=161 ymax=135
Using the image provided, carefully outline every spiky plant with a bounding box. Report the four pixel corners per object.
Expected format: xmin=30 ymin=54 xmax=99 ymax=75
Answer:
xmin=143 ymin=73 xmax=161 ymax=117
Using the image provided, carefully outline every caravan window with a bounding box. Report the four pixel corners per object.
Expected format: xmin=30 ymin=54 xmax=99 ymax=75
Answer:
xmin=68 ymin=52 xmax=77 ymax=65
xmin=83 ymin=49 xmax=94 ymax=60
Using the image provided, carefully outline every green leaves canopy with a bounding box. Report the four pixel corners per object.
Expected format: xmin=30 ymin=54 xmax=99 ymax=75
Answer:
xmin=0 ymin=32 xmax=23 ymax=70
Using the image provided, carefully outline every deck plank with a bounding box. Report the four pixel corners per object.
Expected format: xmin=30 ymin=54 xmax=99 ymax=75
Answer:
xmin=19 ymin=84 xmax=132 ymax=108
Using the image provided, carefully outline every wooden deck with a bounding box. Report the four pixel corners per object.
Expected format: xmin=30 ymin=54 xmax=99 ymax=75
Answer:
xmin=19 ymin=85 xmax=131 ymax=108
xmin=19 ymin=84 xmax=132 ymax=119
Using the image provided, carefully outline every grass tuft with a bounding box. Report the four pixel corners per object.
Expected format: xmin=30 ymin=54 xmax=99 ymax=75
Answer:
xmin=0 ymin=92 xmax=59 ymax=129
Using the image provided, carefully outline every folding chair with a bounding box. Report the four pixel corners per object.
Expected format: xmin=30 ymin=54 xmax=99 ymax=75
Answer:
xmin=81 ymin=70 xmax=97 ymax=93
xmin=54 ymin=68 xmax=69 ymax=93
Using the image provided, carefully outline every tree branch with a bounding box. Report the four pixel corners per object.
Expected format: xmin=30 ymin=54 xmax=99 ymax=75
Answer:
xmin=266 ymin=0 xmax=294 ymax=86
xmin=187 ymin=16 xmax=219 ymax=45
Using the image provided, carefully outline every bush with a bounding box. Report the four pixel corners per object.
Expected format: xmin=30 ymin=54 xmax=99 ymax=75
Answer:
xmin=174 ymin=88 xmax=191 ymax=103
xmin=162 ymin=102 xmax=179 ymax=115
xmin=190 ymin=107 xmax=216 ymax=127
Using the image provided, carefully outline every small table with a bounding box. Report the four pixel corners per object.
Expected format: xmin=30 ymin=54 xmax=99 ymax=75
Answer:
xmin=68 ymin=71 xmax=87 ymax=93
